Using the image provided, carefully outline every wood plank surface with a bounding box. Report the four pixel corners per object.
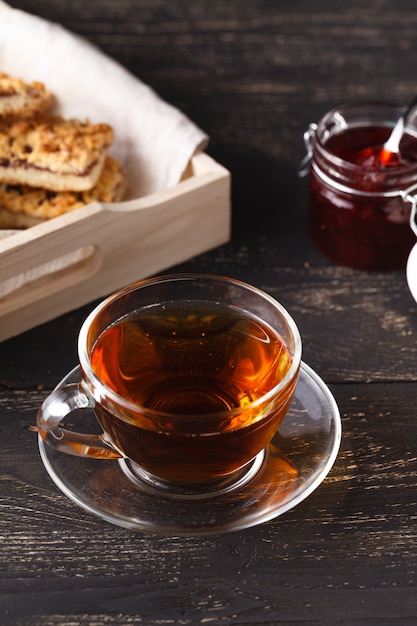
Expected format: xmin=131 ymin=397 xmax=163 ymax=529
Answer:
xmin=2 ymin=1 xmax=417 ymax=624
xmin=1 ymin=382 xmax=417 ymax=625
xmin=1 ymin=245 xmax=416 ymax=388
xmin=10 ymin=0 xmax=417 ymax=238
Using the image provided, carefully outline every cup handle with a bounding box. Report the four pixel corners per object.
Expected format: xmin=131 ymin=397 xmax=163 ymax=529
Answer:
xmin=36 ymin=383 xmax=121 ymax=459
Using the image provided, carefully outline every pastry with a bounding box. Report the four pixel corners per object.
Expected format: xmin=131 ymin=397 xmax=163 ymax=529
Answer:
xmin=0 ymin=72 xmax=53 ymax=117
xmin=0 ymin=156 xmax=126 ymax=228
xmin=0 ymin=114 xmax=114 ymax=191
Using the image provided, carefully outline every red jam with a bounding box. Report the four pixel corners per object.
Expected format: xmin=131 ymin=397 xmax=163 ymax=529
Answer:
xmin=328 ymin=127 xmax=414 ymax=169
xmin=307 ymin=104 xmax=417 ymax=270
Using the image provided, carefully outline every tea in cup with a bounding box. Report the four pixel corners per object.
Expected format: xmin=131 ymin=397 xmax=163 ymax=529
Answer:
xmin=37 ymin=274 xmax=302 ymax=493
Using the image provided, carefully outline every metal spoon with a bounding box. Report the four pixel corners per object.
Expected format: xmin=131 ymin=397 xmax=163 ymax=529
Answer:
xmin=357 ymin=96 xmax=417 ymax=166
xmin=380 ymin=95 xmax=417 ymax=161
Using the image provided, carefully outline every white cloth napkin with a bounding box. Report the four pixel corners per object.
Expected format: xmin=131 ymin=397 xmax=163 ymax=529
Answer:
xmin=0 ymin=1 xmax=209 ymax=298
xmin=0 ymin=0 xmax=208 ymax=199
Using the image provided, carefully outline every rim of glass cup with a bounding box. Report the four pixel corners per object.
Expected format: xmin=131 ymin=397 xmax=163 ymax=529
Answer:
xmin=77 ymin=273 xmax=302 ymax=421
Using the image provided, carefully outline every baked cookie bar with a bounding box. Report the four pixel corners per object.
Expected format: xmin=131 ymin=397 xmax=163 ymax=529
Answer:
xmin=0 ymin=72 xmax=53 ymax=117
xmin=0 ymin=156 xmax=126 ymax=228
xmin=0 ymin=114 xmax=114 ymax=191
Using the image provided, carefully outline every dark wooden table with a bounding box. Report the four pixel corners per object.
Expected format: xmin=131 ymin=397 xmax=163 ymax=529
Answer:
xmin=2 ymin=1 xmax=417 ymax=624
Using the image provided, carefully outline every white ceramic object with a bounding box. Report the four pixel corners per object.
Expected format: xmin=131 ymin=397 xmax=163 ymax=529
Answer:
xmin=407 ymin=242 xmax=417 ymax=303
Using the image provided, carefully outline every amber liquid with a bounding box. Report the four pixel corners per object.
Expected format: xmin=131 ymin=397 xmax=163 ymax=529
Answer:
xmin=90 ymin=304 xmax=296 ymax=483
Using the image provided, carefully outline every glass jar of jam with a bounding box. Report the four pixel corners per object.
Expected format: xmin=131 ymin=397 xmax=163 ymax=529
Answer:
xmin=302 ymin=102 xmax=417 ymax=270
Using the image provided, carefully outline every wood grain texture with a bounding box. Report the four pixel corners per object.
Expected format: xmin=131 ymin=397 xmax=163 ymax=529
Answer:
xmin=1 ymin=243 xmax=415 ymax=388
xmin=0 ymin=155 xmax=230 ymax=341
xmin=2 ymin=1 xmax=417 ymax=624
xmin=1 ymin=383 xmax=417 ymax=625
xmin=11 ymin=0 xmax=417 ymax=236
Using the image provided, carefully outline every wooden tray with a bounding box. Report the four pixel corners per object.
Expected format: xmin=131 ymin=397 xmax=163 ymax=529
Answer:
xmin=0 ymin=153 xmax=231 ymax=342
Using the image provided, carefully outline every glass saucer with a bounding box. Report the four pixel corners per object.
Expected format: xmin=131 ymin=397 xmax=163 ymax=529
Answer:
xmin=38 ymin=361 xmax=341 ymax=536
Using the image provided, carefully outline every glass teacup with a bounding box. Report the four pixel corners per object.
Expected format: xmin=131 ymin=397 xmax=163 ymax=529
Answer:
xmin=37 ymin=274 xmax=302 ymax=494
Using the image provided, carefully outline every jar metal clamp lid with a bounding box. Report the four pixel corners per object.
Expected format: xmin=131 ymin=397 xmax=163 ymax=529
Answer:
xmin=297 ymin=123 xmax=317 ymax=178
xmin=401 ymin=183 xmax=417 ymax=238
